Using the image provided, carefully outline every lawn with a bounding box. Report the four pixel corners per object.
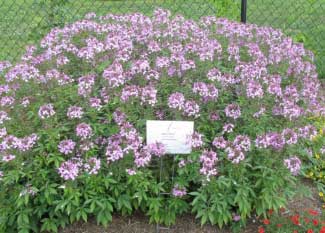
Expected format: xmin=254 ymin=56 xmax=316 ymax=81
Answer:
xmin=247 ymin=0 xmax=325 ymax=77
xmin=0 ymin=0 xmax=216 ymax=61
xmin=0 ymin=0 xmax=324 ymax=76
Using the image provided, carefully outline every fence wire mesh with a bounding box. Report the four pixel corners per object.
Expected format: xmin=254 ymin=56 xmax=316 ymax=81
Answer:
xmin=0 ymin=0 xmax=324 ymax=76
xmin=246 ymin=0 xmax=325 ymax=77
xmin=0 ymin=0 xmax=217 ymax=62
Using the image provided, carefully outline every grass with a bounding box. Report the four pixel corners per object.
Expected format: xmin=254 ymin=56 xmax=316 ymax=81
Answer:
xmin=0 ymin=0 xmax=324 ymax=77
xmin=248 ymin=0 xmax=325 ymax=77
xmin=0 ymin=0 xmax=216 ymax=61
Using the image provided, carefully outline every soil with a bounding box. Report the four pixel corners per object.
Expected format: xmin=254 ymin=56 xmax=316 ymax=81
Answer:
xmin=60 ymin=178 xmax=323 ymax=233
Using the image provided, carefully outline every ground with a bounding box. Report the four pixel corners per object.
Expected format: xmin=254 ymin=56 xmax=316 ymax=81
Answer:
xmin=60 ymin=179 xmax=323 ymax=233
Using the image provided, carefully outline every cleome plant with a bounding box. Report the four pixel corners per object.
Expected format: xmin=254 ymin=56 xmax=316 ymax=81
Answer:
xmin=0 ymin=8 xmax=324 ymax=233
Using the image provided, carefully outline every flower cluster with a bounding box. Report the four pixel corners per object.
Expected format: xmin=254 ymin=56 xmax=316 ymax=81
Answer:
xmin=38 ymin=104 xmax=55 ymax=119
xmin=199 ymin=150 xmax=218 ymax=179
xmin=58 ymin=139 xmax=76 ymax=155
xmin=283 ymin=156 xmax=302 ymax=176
xmin=0 ymin=10 xmax=323 ymax=229
xmin=172 ymin=185 xmax=187 ymax=197
xmin=258 ymin=208 xmax=325 ymax=233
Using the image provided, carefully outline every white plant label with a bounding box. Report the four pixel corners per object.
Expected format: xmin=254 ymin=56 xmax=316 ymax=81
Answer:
xmin=146 ymin=120 xmax=194 ymax=154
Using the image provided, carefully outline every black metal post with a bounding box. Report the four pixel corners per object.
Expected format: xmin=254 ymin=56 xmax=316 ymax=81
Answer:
xmin=241 ymin=0 xmax=247 ymax=23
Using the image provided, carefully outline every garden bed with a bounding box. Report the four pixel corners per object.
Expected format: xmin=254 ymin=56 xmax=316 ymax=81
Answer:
xmin=61 ymin=179 xmax=322 ymax=233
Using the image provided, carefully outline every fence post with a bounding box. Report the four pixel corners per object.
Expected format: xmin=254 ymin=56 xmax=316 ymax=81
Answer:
xmin=241 ymin=0 xmax=247 ymax=23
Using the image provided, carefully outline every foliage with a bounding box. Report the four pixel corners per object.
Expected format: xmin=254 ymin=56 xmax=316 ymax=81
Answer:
xmin=305 ymin=116 xmax=325 ymax=207
xmin=258 ymin=208 xmax=325 ymax=233
xmin=210 ymin=0 xmax=241 ymax=20
xmin=0 ymin=8 xmax=324 ymax=233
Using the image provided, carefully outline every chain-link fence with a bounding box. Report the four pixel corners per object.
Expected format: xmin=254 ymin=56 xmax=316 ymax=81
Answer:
xmin=246 ymin=0 xmax=325 ymax=77
xmin=0 ymin=0 xmax=325 ymax=76
xmin=0 ymin=0 xmax=217 ymax=62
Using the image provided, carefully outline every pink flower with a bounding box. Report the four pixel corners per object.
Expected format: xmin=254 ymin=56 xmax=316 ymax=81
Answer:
xmin=58 ymin=139 xmax=76 ymax=155
xmin=84 ymin=157 xmax=101 ymax=175
xmin=67 ymin=106 xmax=84 ymax=119
xmin=284 ymin=156 xmax=301 ymax=175
xmin=76 ymin=123 xmax=92 ymax=139
xmin=147 ymin=142 xmax=166 ymax=157
xmin=38 ymin=104 xmax=55 ymax=119
xmin=225 ymin=103 xmax=241 ymax=119
xmin=2 ymin=154 xmax=15 ymax=162
xmin=58 ymin=160 xmax=79 ymax=180
xmin=168 ymin=92 xmax=185 ymax=110
xmin=183 ymin=100 xmax=200 ymax=118
xmin=172 ymin=185 xmax=187 ymax=197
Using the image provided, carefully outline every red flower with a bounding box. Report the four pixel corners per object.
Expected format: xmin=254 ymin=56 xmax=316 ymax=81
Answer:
xmin=320 ymin=226 xmax=325 ymax=233
xmin=307 ymin=229 xmax=313 ymax=233
xmin=276 ymin=224 xmax=282 ymax=228
xmin=312 ymin=219 xmax=319 ymax=226
xmin=304 ymin=217 xmax=310 ymax=224
xmin=308 ymin=209 xmax=319 ymax=216
xmin=290 ymin=215 xmax=300 ymax=225
xmin=263 ymin=219 xmax=270 ymax=225
xmin=268 ymin=209 xmax=274 ymax=215
xmin=293 ymin=230 xmax=298 ymax=233
xmin=258 ymin=227 xmax=265 ymax=233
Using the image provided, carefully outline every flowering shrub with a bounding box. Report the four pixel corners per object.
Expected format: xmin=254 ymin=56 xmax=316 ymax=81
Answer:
xmin=0 ymin=8 xmax=324 ymax=233
xmin=258 ymin=208 xmax=325 ymax=233
xmin=306 ymin=117 xmax=325 ymax=206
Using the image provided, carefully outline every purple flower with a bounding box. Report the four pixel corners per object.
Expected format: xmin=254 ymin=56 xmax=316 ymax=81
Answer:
xmin=58 ymin=160 xmax=79 ymax=180
xmin=281 ymin=128 xmax=298 ymax=145
xmin=2 ymin=154 xmax=15 ymax=162
xmin=147 ymin=142 xmax=166 ymax=157
xmin=106 ymin=144 xmax=124 ymax=163
xmin=0 ymin=127 xmax=7 ymax=138
xmin=284 ymin=156 xmax=301 ymax=176
xmin=140 ymin=85 xmax=157 ymax=106
xmin=113 ymin=110 xmax=127 ymax=126
xmin=121 ymin=85 xmax=139 ymax=102
xmin=58 ymin=139 xmax=76 ymax=155
xmin=212 ymin=136 xmax=228 ymax=149
xmin=84 ymin=157 xmax=101 ymax=175
xmin=67 ymin=106 xmax=84 ymax=119
xmin=0 ymin=111 xmax=10 ymax=124
xmin=233 ymin=135 xmax=251 ymax=152
xmin=172 ymin=185 xmax=187 ymax=197
xmin=192 ymin=82 xmax=218 ymax=101
xmin=298 ymin=125 xmax=317 ymax=140
xmin=187 ymin=132 xmax=204 ymax=148
xmin=78 ymin=74 xmax=95 ymax=97
xmin=38 ymin=104 xmax=55 ymax=119
xmin=222 ymin=123 xmax=234 ymax=134
xmin=76 ymin=123 xmax=92 ymax=139
xmin=225 ymin=147 xmax=245 ymax=164
xmin=246 ymin=80 xmax=263 ymax=98
xmin=253 ymin=107 xmax=265 ymax=118
xmin=200 ymin=150 xmax=218 ymax=179
xmin=233 ymin=214 xmax=241 ymax=222
xmin=183 ymin=100 xmax=200 ymax=118
xmin=225 ymin=103 xmax=241 ymax=119
xmin=134 ymin=148 xmax=152 ymax=167
xmin=89 ymin=97 xmax=102 ymax=110
xmin=17 ymin=134 xmax=38 ymax=152
xmin=103 ymin=62 xmax=124 ymax=87
xmin=0 ymin=96 xmax=15 ymax=107
xmin=126 ymin=168 xmax=137 ymax=176
xmin=168 ymin=92 xmax=185 ymax=110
